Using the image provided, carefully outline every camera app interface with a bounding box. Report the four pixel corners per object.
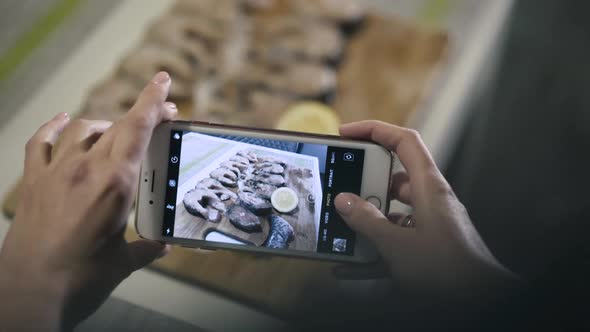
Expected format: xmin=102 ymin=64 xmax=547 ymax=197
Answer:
xmin=162 ymin=130 xmax=365 ymax=255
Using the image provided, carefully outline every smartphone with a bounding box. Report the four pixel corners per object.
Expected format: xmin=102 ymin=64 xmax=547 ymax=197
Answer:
xmin=135 ymin=121 xmax=393 ymax=263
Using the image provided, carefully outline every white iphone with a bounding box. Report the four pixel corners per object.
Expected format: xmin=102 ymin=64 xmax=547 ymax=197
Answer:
xmin=135 ymin=121 xmax=393 ymax=263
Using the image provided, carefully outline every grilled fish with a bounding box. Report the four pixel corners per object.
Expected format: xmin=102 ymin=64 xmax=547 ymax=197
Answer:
xmin=251 ymin=173 xmax=286 ymax=187
xmin=238 ymin=191 xmax=272 ymax=216
xmin=196 ymin=178 xmax=237 ymax=201
xmin=210 ymin=168 xmax=238 ymax=187
xmin=259 ymin=156 xmax=287 ymax=166
xmin=183 ymin=188 xmax=226 ymax=222
xmin=227 ymin=204 xmax=262 ymax=233
xmin=230 ymin=155 xmax=250 ymax=165
xmin=241 ymin=181 xmax=277 ymax=200
xmin=254 ymin=162 xmax=284 ymax=175
xmin=237 ymin=150 xmax=258 ymax=163
xmin=264 ymin=215 xmax=294 ymax=249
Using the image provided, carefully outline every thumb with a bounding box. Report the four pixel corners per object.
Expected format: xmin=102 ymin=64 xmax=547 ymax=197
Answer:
xmin=126 ymin=240 xmax=169 ymax=273
xmin=334 ymin=193 xmax=396 ymax=248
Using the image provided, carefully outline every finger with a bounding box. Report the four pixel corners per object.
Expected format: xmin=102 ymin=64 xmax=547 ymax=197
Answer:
xmin=332 ymin=261 xmax=390 ymax=280
xmin=390 ymin=172 xmax=411 ymax=205
xmin=52 ymin=119 xmax=112 ymax=162
xmin=106 ymin=72 xmax=177 ymax=163
xmin=340 ymin=121 xmax=441 ymax=184
xmin=126 ymin=240 xmax=167 ymax=273
xmin=24 ymin=113 xmax=70 ymax=174
xmin=335 ymin=193 xmax=405 ymax=250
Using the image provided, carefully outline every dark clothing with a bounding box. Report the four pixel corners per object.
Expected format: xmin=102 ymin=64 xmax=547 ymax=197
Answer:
xmin=446 ymin=0 xmax=590 ymax=330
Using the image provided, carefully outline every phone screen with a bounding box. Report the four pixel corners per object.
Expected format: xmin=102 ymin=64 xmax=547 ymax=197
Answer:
xmin=162 ymin=129 xmax=365 ymax=256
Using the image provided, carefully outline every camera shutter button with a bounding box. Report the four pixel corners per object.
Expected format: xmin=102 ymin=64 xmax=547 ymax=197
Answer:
xmin=366 ymin=196 xmax=381 ymax=209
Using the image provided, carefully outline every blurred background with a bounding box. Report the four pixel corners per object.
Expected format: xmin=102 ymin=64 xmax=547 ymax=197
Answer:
xmin=1 ymin=0 xmax=588 ymax=330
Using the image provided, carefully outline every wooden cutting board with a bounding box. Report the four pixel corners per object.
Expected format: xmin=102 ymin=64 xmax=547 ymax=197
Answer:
xmin=174 ymin=163 xmax=317 ymax=250
xmin=2 ymin=12 xmax=448 ymax=324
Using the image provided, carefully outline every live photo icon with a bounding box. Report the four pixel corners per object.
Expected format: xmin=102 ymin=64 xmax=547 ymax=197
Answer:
xmin=343 ymin=152 xmax=355 ymax=162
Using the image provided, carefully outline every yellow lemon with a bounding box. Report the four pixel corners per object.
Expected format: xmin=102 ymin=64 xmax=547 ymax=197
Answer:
xmin=276 ymin=102 xmax=340 ymax=135
xmin=271 ymin=187 xmax=299 ymax=213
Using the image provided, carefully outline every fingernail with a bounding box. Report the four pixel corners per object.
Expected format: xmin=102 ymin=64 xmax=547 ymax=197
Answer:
xmin=165 ymin=102 xmax=178 ymax=120
xmin=55 ymin=112 xmax=69 ymax=120
xmin=152 ymin=71 xmax=170 ymax=84
xmin=335 ymin=193 xmax=355 ymax=216
xmin=165 ymin=101 xmax=177 ymax=110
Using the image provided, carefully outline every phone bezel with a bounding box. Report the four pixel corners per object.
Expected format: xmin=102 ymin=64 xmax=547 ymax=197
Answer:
xmin=135 ymin=121 xmax=393 ymax=263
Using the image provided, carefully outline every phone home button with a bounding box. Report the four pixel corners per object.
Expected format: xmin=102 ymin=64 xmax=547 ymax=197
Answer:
xmin=366 ymin=196 xmax=381 ymax=209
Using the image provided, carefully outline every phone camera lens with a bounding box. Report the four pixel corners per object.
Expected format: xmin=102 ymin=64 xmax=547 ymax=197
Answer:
xmin=149 ymin=200 xmax=154 ymax=205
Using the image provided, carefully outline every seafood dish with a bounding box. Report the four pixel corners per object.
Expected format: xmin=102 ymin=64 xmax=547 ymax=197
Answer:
xmin=81 ymin=0 xmax=369 ymax=128
xmin=181 ymin=149 xmax=295 ymax=247
xmin=264 ymin=215 xmax=295 ymax=249
xmin=173 ymin=133 xmax=323 ymax=251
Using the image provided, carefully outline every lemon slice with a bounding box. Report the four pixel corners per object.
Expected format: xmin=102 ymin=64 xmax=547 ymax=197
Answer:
xmin=271 ymin=187 xmax=299 ymax=213
xmin=276 ymin=101 xmax=340 ymax=135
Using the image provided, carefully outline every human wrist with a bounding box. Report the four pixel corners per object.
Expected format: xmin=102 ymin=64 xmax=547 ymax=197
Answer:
xmin=435 ymin=254 xmax=524 ymax=311
xmin=427 ymin=255 xmax=521 ymax=303
xmin=0 ymin=256 xmax=69 ymax=331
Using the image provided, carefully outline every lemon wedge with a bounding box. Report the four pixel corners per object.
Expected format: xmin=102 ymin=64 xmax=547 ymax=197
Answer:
xmin=276 ymin=101 xmax=340 ymax=135
xmin=271 ymin=187 xmax=299 ymax=213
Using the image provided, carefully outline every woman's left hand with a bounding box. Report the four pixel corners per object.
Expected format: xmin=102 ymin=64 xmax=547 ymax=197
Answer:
xmin=0 ymin=72 xmax=176 ymax=331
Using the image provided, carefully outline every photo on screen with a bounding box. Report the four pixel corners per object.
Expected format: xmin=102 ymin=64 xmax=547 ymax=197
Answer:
xmin=172 ymin=132 xmax=326 ymax=252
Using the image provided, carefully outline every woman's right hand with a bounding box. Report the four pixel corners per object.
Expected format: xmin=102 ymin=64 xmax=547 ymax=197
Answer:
xmin=334 ymin=121 xmax=519 ymax=299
